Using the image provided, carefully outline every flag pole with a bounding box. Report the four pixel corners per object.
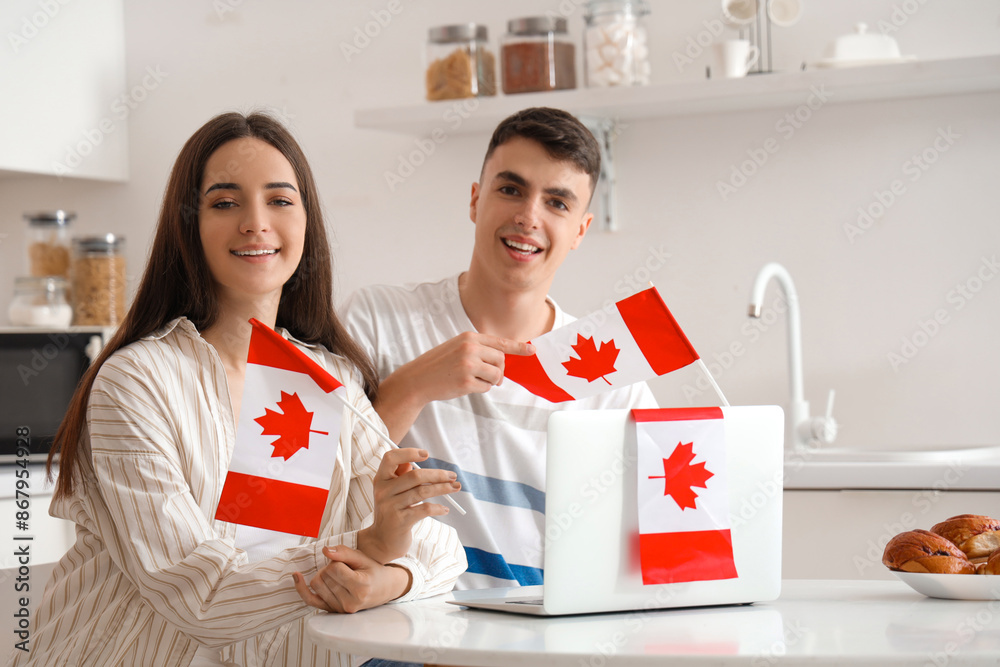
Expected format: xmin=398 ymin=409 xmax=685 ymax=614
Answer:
xmin=646 ymin=281 xmax=730 ymax=408
xmin=696 ymin=359 xmax=730 ymax=408
xmin=327 ymin=390 xmax=467 ymax=516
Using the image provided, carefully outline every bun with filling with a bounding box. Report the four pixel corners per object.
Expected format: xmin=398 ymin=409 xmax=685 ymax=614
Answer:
xmin=882 ymin=529 xmax=975 ymax=574
xmin=981 ymin=549 xmax=1000 ymax=576
xmin=930 ymin=514 xmax=1000 ymax=561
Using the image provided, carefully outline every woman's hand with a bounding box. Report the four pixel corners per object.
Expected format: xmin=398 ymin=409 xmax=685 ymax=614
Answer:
xmin=358 ymin=447 xmax=461 ymax=564
xmin=294 ymin=546 xmax=411 ymax=614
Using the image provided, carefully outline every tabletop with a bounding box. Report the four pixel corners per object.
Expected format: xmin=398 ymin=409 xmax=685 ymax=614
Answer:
xmin=306 ymin=579 xmax=1000 ymax=666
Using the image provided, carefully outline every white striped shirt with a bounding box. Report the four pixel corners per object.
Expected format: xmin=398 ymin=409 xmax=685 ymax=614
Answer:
xmin=8 ymin=318 xmax=465 ymax=667
xmin=344 ymin=276 xmax=656 ymax=590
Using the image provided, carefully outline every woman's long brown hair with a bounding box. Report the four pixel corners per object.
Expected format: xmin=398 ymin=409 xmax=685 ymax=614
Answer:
xmin=47 ymin=111 xmax=380 ymax=498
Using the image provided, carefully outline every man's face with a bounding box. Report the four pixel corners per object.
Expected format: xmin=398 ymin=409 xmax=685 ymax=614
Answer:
xmin=469 ymin=137 xmax=593 ymax=293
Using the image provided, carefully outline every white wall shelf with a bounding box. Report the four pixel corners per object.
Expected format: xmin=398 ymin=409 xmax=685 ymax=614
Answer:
xmin=354 ymin=54 xmax=1000 ymax=136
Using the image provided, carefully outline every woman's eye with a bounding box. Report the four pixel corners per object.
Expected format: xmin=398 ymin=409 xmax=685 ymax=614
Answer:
xmin=271 ymin=198 xmax=294 ymax=207
xmin=211 ymin=200 xmax=237 ymax=209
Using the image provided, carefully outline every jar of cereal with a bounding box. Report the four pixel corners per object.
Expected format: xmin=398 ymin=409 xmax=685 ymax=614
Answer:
xmin=70 ymin=234 xmax=127 ymax=326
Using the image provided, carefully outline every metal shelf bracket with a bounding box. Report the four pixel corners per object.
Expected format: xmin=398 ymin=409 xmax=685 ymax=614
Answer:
xmin=581 ymin=116 xmax=620 ymax=233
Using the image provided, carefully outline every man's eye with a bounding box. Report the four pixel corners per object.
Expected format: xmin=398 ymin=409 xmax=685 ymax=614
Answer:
xmin=550 ymin=200 xmax=568 ymax=211
xmin=499 ymin=185 xmax=519 ymax=196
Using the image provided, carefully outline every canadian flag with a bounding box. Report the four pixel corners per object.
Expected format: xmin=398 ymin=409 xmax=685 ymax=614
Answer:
xmin=504 ymin=286 xmax=699 ymax=402
xmin=633 ymin=407 xmax=738 ymax=585
xmin=215 ymin=319 xmax=345 ymax=538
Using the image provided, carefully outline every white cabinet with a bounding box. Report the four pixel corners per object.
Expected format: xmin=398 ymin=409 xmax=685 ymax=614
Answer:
xmin=782 ymin=490 xmax=1000 ymax=580
xmin=0 ymin=465 xmax=74 ymax=569
xmin=0 ymin=0 xmax=128 ymax=181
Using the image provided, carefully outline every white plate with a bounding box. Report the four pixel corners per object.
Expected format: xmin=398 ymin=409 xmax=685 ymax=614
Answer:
xmin=811 ymin=55 xmax=917 ymax=69
xmin=893 ymin=571 xmax=1000 ymax=600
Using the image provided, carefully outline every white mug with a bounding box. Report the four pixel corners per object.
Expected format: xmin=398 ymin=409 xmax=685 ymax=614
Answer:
xmin=721 ymin=0 xmax=758 ymax=26
xmin=712 ymin=40 xmax=760 ymax=78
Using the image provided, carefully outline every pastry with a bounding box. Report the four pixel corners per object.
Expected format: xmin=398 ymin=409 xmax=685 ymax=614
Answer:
xmin=882 ymin=529 xmax=976 ymax=574
xmin=930 ymin=514 xmax=1000 ymax=561
xmin=981 ymin=549 xmax=1000 ymax=576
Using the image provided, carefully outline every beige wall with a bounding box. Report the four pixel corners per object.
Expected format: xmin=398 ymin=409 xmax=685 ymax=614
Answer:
xmin=2 ymin=0 xmax=998 ymax=451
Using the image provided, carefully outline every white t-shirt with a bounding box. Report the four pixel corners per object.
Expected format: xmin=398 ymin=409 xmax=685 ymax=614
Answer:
xmin=344 ymin=275 xmax=657 ymax=589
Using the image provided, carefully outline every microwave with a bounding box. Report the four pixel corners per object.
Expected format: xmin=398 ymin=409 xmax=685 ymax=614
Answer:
xmin=0 ymin=327 xmax=110 ymax=464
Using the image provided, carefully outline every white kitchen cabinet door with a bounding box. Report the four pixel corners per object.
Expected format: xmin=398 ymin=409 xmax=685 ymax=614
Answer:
xmin=0 ymin=0 xmax=128 ymax=181
xmin=783 ymin=490 xmax=1000 ymax=580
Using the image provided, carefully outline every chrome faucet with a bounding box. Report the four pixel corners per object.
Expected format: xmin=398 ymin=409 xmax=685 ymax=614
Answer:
xmin=748 ymin=262 xmax=837 ymax=450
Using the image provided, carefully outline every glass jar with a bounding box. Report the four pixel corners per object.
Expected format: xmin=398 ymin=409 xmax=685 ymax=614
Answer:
xmin=583 ymin=0 xmax=651 ymax=87
xmin=501 ymin=17 xmax=576 ymax=94
xmin=426 ymin=23 xmax=497 ymax=101
xmin=8 ymin=276 xmax=73 ymax=328
xmin=24 ymin=210 xmax=75 ymax=279
xmin=70 ymin=234 xmax=127 ymax=327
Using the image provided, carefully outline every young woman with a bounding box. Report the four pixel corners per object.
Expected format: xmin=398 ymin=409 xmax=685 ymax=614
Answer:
xmin=10 ymin=112 xmax=464 ymax=667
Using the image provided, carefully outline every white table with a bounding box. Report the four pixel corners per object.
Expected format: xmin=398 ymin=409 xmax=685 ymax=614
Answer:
xmin=307 ymin=579 xmax=1000 ymax=666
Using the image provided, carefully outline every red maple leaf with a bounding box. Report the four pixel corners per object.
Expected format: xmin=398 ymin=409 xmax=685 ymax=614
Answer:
xmin=648 ymin=441 xmax=714 ymax=510
xmin=254 ymin=391 xmax=329 ymax=461
xmin=561 ymin=334 xmax=620 ymax=385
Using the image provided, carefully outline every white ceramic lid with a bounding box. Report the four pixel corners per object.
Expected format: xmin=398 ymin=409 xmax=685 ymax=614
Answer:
xmin=825 ymin=23 xmax=902 ymax=61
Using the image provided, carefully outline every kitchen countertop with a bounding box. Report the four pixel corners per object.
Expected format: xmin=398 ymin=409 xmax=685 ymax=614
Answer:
xmin=306 ymin=579 xmax=1000 ymax=666
xmin=783 ymin=447 xmax=1000 ymax=490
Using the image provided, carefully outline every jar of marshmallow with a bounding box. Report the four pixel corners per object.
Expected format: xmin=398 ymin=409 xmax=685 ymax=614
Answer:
xmin=583 ymin=0 xmax=651 ymax=87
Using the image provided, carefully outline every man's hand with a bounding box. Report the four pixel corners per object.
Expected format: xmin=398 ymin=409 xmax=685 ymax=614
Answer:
xmin=357 ymin=447 xmax=461 ymax=564
xmin=375 ymin=332 xmax=535 ymax=442
xmin=293 ymin=545 xmax=412 ymax=614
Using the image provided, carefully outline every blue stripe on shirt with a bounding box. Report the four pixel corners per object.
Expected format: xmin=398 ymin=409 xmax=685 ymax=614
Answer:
xmin=464 ymin=547 xmax=544 ymax=586
xmin=422 ymin=457 xmax=545 ymax=514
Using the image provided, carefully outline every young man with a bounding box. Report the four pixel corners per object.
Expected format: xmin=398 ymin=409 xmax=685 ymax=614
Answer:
xmin=344 ymin=107 xmax=656 ymax=589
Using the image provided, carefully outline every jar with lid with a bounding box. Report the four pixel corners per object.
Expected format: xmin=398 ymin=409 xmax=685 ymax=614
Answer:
xmin=426 ymin=23 xmax=497 ymax=101
xmin=24 ymin=210 xmax=75 ymax=279
xmin=70 ymin=234 xmax=127 ymax=326
xmin=501 ymin=17 xmax=576 ymax=94
xmin=583 ymin=1 xmax=651 ymax=87
xmin=8 ymin=276 xmax=73 ymax=328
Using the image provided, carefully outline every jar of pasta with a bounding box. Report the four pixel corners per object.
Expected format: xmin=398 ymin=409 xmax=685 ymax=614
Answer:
xmin=70 ymin=234 xmax=127 ymax=326
xmin=24 ymin=210 xmax=75 ymax=279
xmin=426 ymin=23 xmax=496 ymax=101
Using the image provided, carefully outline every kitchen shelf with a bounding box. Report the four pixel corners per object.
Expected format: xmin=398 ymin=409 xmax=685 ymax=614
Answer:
xmin=354 ymin=54 xmax=1000 ymax=136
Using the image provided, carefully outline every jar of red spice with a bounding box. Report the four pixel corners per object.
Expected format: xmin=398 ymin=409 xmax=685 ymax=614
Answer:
xmin=501 ymin=17 xmax=576 ymax=94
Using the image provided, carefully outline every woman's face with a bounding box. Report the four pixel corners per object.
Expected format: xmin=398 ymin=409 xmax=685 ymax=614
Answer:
xmin=198 ymin=137 xmax=307 ymax=308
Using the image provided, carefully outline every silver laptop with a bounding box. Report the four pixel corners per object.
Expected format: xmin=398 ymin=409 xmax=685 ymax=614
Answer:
xmin=449 ymin=406 xmax=784 ymax=616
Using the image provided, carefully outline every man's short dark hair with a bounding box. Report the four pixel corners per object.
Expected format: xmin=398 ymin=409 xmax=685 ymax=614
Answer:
xmin=481 ymin=107 xmax=601 ymax=200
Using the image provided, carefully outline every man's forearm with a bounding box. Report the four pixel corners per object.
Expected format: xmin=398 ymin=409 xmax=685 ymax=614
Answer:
xmin=372 ymin=367 xmax=427 ymax=444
